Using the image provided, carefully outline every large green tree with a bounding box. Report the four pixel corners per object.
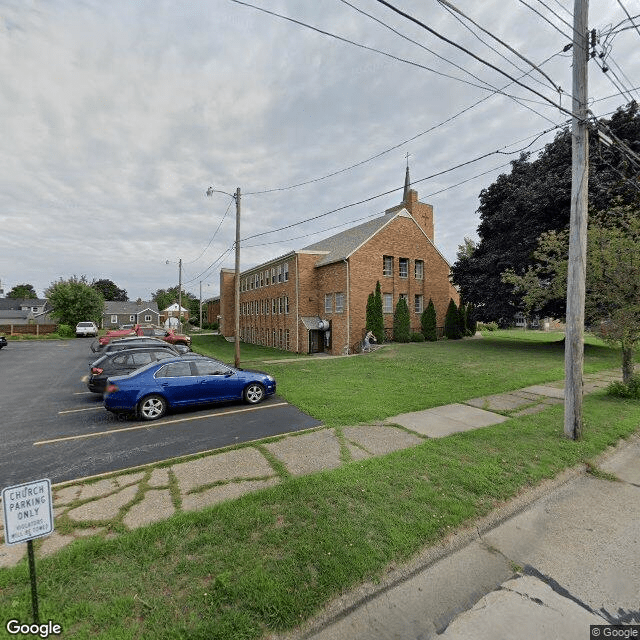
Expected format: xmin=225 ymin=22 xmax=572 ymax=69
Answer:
xmin=92 ymin=278 xmax=128 ymax=301
xmin=7 ymin=283 xmax=38 ymax=299
xmin=46 ymin=276 xmax=104 ymax=327
xmin=451 ymin=102 xmax=640 ymax=322
xmin=420 ymin=298 xmax=438 ymax=341
xmin=503 ymin=207 xmax=640 ymax=383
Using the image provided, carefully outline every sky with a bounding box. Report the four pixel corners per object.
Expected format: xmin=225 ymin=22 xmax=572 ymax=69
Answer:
xmin=1 ymin=0 xmax=638 ymax=302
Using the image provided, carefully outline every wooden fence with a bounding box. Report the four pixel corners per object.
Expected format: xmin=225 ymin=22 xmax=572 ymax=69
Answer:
xmin=0 ymin=324 xmax=59 ymax=336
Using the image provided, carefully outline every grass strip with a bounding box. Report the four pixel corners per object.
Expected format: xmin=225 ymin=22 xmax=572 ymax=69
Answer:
xmin=1 ymin=393 xmax=638 ymax=639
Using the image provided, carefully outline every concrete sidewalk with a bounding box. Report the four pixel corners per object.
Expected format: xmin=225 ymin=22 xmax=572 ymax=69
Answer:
xmin=1 ymin=367 xmax=636 ymax=640
xmin=285 ymin=434 xmax=640 ymax=640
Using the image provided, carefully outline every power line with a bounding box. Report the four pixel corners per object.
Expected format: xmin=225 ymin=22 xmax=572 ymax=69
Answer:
xmin=516 ymin=0 xmax=574 ymax=40
xmin=373 ymin=0 xmax=575 ymax=118
xmin=616 ymin=0 xmax=640 ymax=42
xmin=241 ymin=126 xmax=566 ymax=244
xmin=184 ymin=196 xmax=234 ymax=265
xmin=437 ymin=0 xmax=563 ymax=91
xmin=244 ymin=47 xmax=570 ymax=196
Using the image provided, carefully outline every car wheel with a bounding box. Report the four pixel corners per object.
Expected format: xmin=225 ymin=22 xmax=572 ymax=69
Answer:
xmin=138 ymin=394 xmax=167 ymax=420
xmin=244 ymin=383 xmax=265 ymax=404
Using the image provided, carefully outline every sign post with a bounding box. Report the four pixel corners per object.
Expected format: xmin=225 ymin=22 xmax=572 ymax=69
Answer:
xmin=2 ymin=479 xmax=54 ymax=624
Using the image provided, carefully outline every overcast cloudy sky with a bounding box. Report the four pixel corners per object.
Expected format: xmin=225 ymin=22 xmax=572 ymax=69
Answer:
xmin=1 ymin=0 xmax=638 ymax=302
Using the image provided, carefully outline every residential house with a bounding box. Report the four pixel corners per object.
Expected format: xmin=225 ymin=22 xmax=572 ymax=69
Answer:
xmin=0 ymin=298 xmax=53 ymax=325
xmin=102 ymin=301 xmax=160 ymax=329
xmin=217 ymin=169 xmax=460 ymax=355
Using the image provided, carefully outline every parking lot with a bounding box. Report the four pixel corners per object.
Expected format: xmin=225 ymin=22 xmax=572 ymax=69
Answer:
xmin=0 ymin=339 xmax=321 ymax=487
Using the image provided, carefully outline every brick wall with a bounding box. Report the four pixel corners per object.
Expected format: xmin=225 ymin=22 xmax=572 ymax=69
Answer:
xmin=219 ymin=196 xmax=459 ymax=355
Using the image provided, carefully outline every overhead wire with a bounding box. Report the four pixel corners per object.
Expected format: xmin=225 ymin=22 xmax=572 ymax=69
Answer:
xmin=372 ymin=0 xmax=575 ymax=117
xmin=616 ymin=0 xmax=640 ymax=42
xmin=244 ymin=47 xmax=569 ymax=196
xmin=241 ymin=124 xmax=568 ymax=244
xmin=437 ymin=0 xmax=563 ymax=91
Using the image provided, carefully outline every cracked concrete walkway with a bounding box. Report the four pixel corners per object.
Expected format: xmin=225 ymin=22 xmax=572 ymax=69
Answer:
xmin=0 ymin=369 xmax=624 ymax=573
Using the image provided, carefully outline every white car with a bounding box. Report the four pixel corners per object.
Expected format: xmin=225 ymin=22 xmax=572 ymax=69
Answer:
xmin=76 ymin=321 xmax=99 ymax=337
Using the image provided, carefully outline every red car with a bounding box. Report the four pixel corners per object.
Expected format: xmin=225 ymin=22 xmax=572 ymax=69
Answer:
xmin=95 ymin=325 xmax=191 ymax=351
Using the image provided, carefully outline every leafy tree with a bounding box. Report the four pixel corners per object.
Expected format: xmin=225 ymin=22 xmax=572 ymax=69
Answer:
xmin=45 ymin=276 xmax=104 ymax=327
xmin=421 ymin=298 xmax=438 ymax=341
xmin=444 ymin=299 xmax=463 ymax=339
xmin=503 ymin=207 xmax=640 ymax=383
xmin=393 ymin=297 xmax=411 ymax=343
xmin=458 ymin=303 xmax=468 ymax=337
xmin=7 ymin=283 xmax=38 ymax=299
xmin=452 ymin=102 xmax=640 ymax=322
xmin=92 ymin=278 xmax=128 ymax=301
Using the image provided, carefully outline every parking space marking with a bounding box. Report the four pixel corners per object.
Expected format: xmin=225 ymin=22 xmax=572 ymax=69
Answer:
xmin=58 ymin=406 xmax=104 ymax=415
xmin=35 ymin=401 xmax=289 ymax=446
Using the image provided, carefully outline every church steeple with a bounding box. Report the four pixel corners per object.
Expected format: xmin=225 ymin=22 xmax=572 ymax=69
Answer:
xmin=403 ymin=157 xmax=411 ymax=202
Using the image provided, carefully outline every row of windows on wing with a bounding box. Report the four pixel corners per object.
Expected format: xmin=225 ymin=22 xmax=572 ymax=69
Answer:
xmin=241 ymin=262 xmax=290 ymax=292
xmin=241 ymin=297 xmax=290 ymax=316
xmin=383 ymin=257 xmax=424 ymax=279
xmin=323 ymin=292 xmax=426 ymax=315
xmin=241 ymin=327 xmax=291 ymax=350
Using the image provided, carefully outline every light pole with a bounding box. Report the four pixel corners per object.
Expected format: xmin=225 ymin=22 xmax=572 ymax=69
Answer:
xmin=207 ymin=186 xmax=241 ymax=368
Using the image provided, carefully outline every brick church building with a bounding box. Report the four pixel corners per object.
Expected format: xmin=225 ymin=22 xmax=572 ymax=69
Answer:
xmin=217 ymin=169 xmax=459 ymax=355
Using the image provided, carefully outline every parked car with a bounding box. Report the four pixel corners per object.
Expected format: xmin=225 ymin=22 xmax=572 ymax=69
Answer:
xmin=104 ymin=355 xmax=276 ymax=420
xmin=0 ymin=335 xmax=7 ymax=349
xmin=93 ymin=337 xmax=190 ymax=358
xmin=76 ymin=321 xmax=98 ymax=337
xmin=94 ymin=324 xmax=191 ymax=351
xmin=86 ymin=346 xmax=180 ymax=394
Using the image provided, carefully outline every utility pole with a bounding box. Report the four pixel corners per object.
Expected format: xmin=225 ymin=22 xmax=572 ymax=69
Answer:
xmin=233 ymin=187 xmax=241 ymax=369
xmin=206 ymin=185 xmax=241 ymax=368
xmin=564 ymin=0 xmax=589 ymax=440
xmin=178 ymin=258 xmax=183 ymax=332
xmin=199 ymin=281 xmax=203 ymax=331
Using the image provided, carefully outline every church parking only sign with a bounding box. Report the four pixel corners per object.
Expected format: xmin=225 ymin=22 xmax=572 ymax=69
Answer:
xmin=2 ymin=479 xmax=54 ymax=545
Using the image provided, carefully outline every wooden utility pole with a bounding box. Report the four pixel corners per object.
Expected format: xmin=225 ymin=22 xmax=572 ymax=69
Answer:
xmin=233 ymin=187 xmax=241 ymax=369
xmin=564 ymin=0 xmax=589 ymax=440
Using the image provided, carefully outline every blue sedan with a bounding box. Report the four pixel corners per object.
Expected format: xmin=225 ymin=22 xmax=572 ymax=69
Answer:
xmin=104 ymin=355 xmax=276 ymax=420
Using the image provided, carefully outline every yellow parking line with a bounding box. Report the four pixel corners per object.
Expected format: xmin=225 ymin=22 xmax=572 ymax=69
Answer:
xmin=36 ymin=401 xmax=289 ymax=446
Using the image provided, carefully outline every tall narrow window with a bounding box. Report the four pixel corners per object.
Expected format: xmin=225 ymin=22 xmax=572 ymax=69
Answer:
xmin=415 ymin=260 xmax=424 ymax=280
xmin=283 ymin=262 xmax=289 ymax=282
xmin=399 ymin=258 xmax=409 ymax=278
xmin=383 ymin=255 xmax=393 ymax=277
xmin=415 ymin=294 xmax=424 ymax=314
xmin=383 ymin=294 xmax=393 ymax=314
xmin=335 ymin=293 xmax=344 ymax=313
xmin=325 ymin=294 xmax=333 ymax=314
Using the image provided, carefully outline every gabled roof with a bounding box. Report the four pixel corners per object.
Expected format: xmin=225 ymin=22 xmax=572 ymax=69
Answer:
xmin=302 ymin=210 xmax=412 ymax=267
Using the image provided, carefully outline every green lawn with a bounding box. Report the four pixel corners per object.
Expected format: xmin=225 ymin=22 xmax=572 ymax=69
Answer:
xmin=0 ymin=331 xmax=633 ymax=640
xmin=228 ymin=332 xmax=617 ymax=426
xmin=1 ymin=394 xmax=638 ymax=639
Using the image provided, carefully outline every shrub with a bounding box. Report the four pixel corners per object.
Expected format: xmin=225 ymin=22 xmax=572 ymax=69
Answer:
xmin=393 ymin=297 xmax=411 ymax=342
xmin=410 ymin=332 xmax=425 ymax=342
xmin=607 ymin=376 xmax=640 ymax=399
xmin=444 ymin=299 xmax=463 ymax=340
xmin=421 ymin=299 xmax=438 ymax=341
xmin=57 ymin=324 xmax=75 ymax=338
xmin=477 ymin=322 xmax=499 ymax=332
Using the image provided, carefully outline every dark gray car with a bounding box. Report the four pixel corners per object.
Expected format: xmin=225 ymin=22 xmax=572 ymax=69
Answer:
xmin=87 ymin=346 xmax=181 ymax=394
